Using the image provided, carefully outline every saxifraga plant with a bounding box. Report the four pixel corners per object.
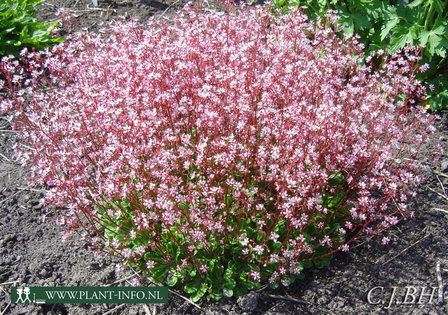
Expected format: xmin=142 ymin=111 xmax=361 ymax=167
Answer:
xmin=0 ymin=2 xmax=440 ymax=302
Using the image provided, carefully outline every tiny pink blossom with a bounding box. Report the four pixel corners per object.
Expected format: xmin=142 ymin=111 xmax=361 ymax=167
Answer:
xmin=253 ymin=245 xmax=264 ymax=255
xmin=249 ymin=271 xmax=260 ymax=282
xmin=146 ymin=261 xmax=155 ymax=269
xmin=420 ymin=63 xmax=430 ymax=72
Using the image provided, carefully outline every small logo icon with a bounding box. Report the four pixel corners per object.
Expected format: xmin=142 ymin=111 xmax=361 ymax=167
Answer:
xmin=14 ymin=286 xmax=32 ymax=304
xmin=23 ymin=287 xmax=32 ymax=303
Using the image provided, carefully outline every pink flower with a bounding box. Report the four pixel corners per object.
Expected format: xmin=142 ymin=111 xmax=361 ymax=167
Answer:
xmin=253 ymin=245 xmax=264 ymax=255
xmin=420 ymin=63 xmax=430 ymax=72
xmin=146 ymin=260 xmax=155 ymax=269
xmin=249 ymin=271 xmax=260 ymax=282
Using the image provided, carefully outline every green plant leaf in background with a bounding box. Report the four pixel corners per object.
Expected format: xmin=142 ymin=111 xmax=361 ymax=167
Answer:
xmin=0 ymin=0 xmax=64 ymax=57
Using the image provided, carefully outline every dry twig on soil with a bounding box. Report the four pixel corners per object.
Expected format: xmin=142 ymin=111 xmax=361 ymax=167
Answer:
xmin=104 ymin=274 xmax=136 ymax=286
xmin=434 ymin=171 xmax=448 ymax=179
xmin=265 ymin=294 xmax=309 ymax=305
xmin=436 ymin=175 xmax=447 ymax=195
xmin=432 ymin=207 xmax=448 ymax=215
xmin=379 ymin=230 xmax=429 ymax=266
xmin=143 ymin=304 xmax=157 ymax=315
xmin=156 ymin=0 xmax=181 ymax=20
xmin=436 ymin=261 xmax=444 ymax=305
xmin=0 ymin=293 xmax=10 ymax=315
xmin=102 ymin=304 xmax=126 ymax=315
xmin=427 ymin=186 xmax=448 ymax=201
xmin=169 ymin=289 xmax=202 ymax=310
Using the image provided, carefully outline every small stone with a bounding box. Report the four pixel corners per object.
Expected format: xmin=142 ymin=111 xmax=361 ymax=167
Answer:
xmin=38 ymin=269 xmax=51 ymax=279
xmin=4 ymin=234 xmax=16 ymax=245
xmin=316 ymin=295 xmax=330 ymax=305
xmin=205 ymin=310 xmax=226 ymax=315
xmin=441 ymin=160 xmax=448 ymax=172
xmin=237 ymin=291 xmax=259 ymax=312
xmin=330 ymin=296 xmax=345 ymax=308
xmin=127 ymin=306 xmax=140 ymax=315
xmin=37 ymin=263 xmax=53 ymax=279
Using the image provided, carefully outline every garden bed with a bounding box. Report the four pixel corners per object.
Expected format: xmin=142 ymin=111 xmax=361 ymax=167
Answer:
xmin=1 ymin=0 xmax=448 ymax=314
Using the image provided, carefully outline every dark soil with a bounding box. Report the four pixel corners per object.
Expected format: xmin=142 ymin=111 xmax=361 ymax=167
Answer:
xmin=1 ymin=0 xmax=448 ymax=314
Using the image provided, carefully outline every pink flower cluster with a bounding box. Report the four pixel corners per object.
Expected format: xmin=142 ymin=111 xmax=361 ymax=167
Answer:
xmin=0 ymin=3 xmax=438 ymax=283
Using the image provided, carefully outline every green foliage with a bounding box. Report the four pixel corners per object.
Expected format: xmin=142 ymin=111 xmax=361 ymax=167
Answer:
xmin=95 ymin=172 xmax=349 ymax=301
xmin=271 ymin=0 xmax=448 ymax=110
xmin=0 ymin=0 xmax=64 ymax=57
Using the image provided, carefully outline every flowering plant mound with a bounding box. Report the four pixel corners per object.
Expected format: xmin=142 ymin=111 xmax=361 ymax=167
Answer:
xmin=0 ymin=3 xmax=438 ymax=301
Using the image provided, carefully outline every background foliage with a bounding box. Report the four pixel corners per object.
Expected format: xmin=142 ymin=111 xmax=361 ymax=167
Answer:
xmin=271 ymin=0 xmax=448 ymax=111
xmin=0 ymin=0 xmax=64 ymax=57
